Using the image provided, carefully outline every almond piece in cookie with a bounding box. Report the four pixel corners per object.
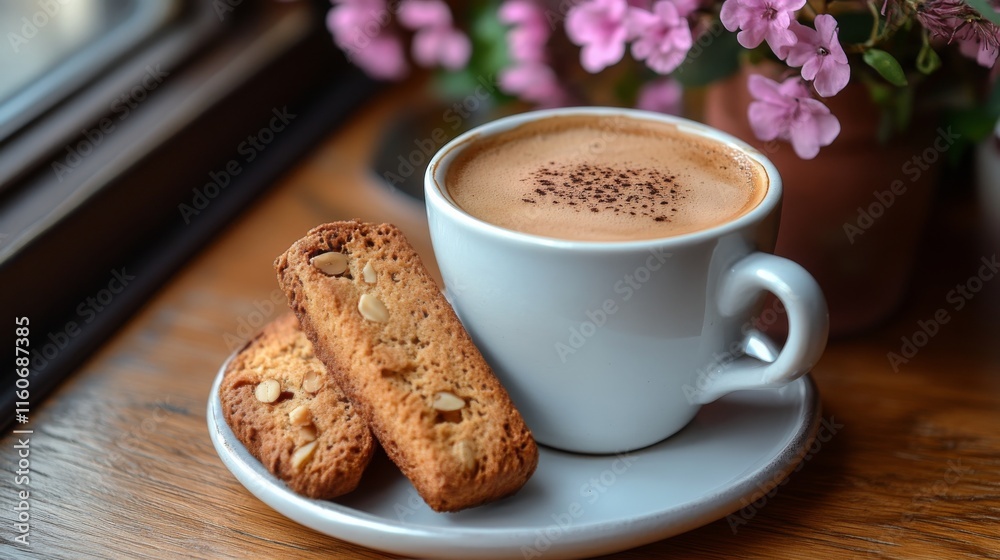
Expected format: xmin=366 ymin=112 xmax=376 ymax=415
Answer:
xmin=220 ymin=313 xmax=374 ymax=499
xmin=275 ymin=221 xmax=539 ymax=512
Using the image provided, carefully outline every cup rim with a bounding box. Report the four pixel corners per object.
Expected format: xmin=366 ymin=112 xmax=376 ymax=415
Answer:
xmin=425 ymin=106 xmax=782 ymax=250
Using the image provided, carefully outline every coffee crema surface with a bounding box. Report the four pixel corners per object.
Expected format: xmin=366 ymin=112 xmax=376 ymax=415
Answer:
xmin=443 ymin=115 xmax=768 ymax=241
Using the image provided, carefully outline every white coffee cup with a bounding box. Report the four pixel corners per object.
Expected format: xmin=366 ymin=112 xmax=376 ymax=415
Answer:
xmin=425 ymin=107 xmax=828 ymax=454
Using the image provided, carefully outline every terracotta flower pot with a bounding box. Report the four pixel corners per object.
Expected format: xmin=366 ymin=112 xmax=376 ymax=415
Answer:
xmin=704 ymin=69 xmax=943 ymax=336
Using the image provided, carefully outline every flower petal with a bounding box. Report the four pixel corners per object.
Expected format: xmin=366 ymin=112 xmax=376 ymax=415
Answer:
xmin=508 ymin=22 xmax=550 ymax=62
xmin=813 ymin=14 xmax=838 ymax=45
xmin=410 ymin=26 xmax=471 ymax=69
xmin=737 ymin=24 xmax=768 ymax=49
xmin=636 ymin=78 xmax=683 ymax=114
xmin=783 ymin=21 xmax=817 ymax=66
xmin=747 ymin=74 xmax=785 ymax=103
xmin=626 ymin=6 xmax=658 ymax=37
xmin=776 ymin=75 xmax=811 ymax=97
xmin=397 ymin=0 xmax=452 ymax=29
xmin=498 ymin=0 xmax=541 ymax=25
xmin=765 ymin=26 xmax=798 ymax=55
xmin=439 ymin=29 xmax=472 ymax=69
xmin=812 ymin=59 xmax=850 ymax=97
xmin=788 ymin=101 xmax=840 ymax=158
xmin=566 ymin=0 xmax=630 ymax=72
xmin=351 ymin=35 xmax=408 ymax=80
xmin=646 ymin=47 xmax=689 ymax=73
xmin=581 ymin=38 xmax=627 ymax=71
xmin=800 ymin=56 xmax=821 ymax=81
xmin=719 ymin=0 xmax=743 ymax=33
xmin=748 ymin=101 xmax=789 ymax=141
xmin=667 ymin=0 xmax=700 ymax=18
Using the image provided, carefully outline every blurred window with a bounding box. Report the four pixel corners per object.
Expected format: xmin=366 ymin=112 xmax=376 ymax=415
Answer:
xmin=0 ymin=0 xmax=178 ymax=142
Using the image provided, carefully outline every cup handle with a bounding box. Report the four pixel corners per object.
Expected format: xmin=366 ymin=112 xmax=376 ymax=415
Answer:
xmin=690 ymin=252 xmax=829 ymax=404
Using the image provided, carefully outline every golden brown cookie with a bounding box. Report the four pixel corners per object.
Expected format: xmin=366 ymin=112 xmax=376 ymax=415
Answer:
xmin=220 ymin=313 xmax=374 ymax=499
xmin=275 ymin=221 xmax=538 ymax=512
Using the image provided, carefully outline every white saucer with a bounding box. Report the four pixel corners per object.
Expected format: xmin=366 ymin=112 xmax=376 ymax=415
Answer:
xmin=208 ymin=359 xmax=820 ymax=559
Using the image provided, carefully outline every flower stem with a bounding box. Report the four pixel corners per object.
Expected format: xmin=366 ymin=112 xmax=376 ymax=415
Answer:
xmin=866 ymin=0 xmax=882 ymax=46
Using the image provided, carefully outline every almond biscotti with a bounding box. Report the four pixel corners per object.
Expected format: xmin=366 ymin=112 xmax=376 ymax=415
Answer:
xmin=219 ymin=313 xmax=374 ymax=499
xmin=275 ymin=221 xmax=538 ymax=512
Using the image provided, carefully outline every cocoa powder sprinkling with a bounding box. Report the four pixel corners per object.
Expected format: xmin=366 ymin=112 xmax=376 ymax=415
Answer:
xmin=518 ymin=163 xmax=687 ymax=222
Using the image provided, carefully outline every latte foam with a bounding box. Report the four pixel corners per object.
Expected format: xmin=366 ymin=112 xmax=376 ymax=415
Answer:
xmin=443 ymin=115 xmax=767 ymax=241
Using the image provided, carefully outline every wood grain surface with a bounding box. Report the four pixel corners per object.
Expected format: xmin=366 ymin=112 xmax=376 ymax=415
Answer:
xmin=2 ymin=82 xmax=999 ymax=559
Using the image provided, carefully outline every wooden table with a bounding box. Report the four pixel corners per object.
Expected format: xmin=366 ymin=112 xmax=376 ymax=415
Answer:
xmin=4 ymin=83 xmax=999 ymax=559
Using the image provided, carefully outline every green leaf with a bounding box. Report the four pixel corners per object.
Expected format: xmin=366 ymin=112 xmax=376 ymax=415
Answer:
xmin=468 ymin=1 xmax=510 ymax=73
xmin=434 ymin=1 xmax=513 ymax=103
xmin=672 ymin=24 xmax=742 ymax=88
xmin=916 ymin=40 xmax=942 ymax=75
xmin=965 ymin=0 xmax=1000 ymax=26
xmin=863 ymin=49 xmax=908 ymax=87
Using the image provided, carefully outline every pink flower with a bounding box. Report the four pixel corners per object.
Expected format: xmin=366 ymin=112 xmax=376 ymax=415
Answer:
xmin=627 ymin=2 xmax=693 ymax=74
xmin=498 ymin=0 xmax=570 ymax=105
xmin=957 ymin=21 xmax=1000 ymax=67
xmin=917 ymin=0 xmax=1000 ymax=67
xmin=665 ymin=0 xmax=702 ymax=17
xmin=566 ymin=0 xmax=631 ymax=72
xmin=508 ymin=23 xmax=550 ymax=61
xmin=397 ymin=0 xmax=471 ymax=70
xmin=784 ymin=15 xmax=850 ymax=97
xmin=327 ymin=1 xmax=390 ymax=50
xmin=500 ymin=0 xmax=550 ymax=62
xmin=719 ymin=0 xmax=805 ymax=54
xmin=747 ymin=74 xmax=840 ymax=159
xmin=327 ymin=0 xmax=408 ymax=80
xmin=959 ymin=33 xmax=1000 ymax=67
xmin=397 ymin=0 xmax=452 ymax=28
xmin=498 ymin=0 xmax=542 ymax=24
xmin=636 ymin=78 xmax=683 ymax=114
xmin=499 ymin=63 xmax=570 ymax=107
xmin=411 ymin=26 xmax=471 ymax=69
xmin=350 ymin=36 xmax=409 ymax=79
